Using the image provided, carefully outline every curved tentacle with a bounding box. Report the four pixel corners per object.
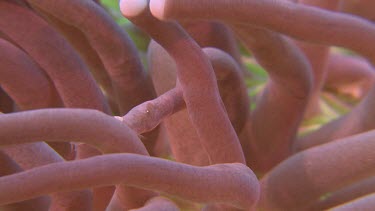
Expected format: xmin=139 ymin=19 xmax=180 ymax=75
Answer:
xmin=121 ymin=0 xmax=246 ymax=165
xmin=0 ymin=108 xmax=156 ymax=209
xmin=0 ymin=109 xmax=148 ymax=155
xmin=0 ymin=33 xmax=93 ymax=210
xmin=295 ymin=0 xmax=339 ymax=118
xmin=151 ymin=0 xmax=375 ymax=158
xmin=0 ymin=150 xmax=50 ymax=211
xmin=339 ymin=0 xmax=375 ymax=21
xmin=182 ymin=21 xmax=245 ymax=74
xmin=149 ymin=0 xmax=375 ymax=61
xmin=3 ymin=143 xmax=93 ymax=210
xmin=148 ymin=42 xmax=249 ymax=166
xmin=0 ymin=38 xmax=61 ymax=109
xmin=259 ymin=130 xmax=375 ymax=210
xmin=129 ymin=196 xmax=179 ymax=211
xmin=232 ymin=25 xmax=312 ymax=172
xmin=0 ymin=36 xmax=75 ymax=159
xmin=310 ymin=176 xmax=375 ymax=210
xmin=119 ymin=87 xmax=184 ymax=135
xmin=27 ymin=0 xmax=156 ymax=115
xmin=330 ymin=192 xmax=375 ymax=211
xmin=31 ymin=11 xmax=117 ymax=112
xmin=0 ymin=154 xmax=259 ymax=210
xmin=0 ymin=1 xmax=109 ymax=112
xmin=324 ymin=53 xmax=375 ymax=99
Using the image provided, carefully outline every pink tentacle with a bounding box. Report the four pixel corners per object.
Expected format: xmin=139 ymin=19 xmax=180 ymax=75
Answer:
xmin=0 ymin=153 xmax=259 ymax=210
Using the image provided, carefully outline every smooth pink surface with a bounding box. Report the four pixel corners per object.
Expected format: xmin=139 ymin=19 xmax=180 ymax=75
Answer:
xmin=2 ymin=0 xmax=375 ymax=210
xmin=120 ymin=0 xmax=148 ymax=17
xmin=150 ymin=0 xmax=166 ymax=20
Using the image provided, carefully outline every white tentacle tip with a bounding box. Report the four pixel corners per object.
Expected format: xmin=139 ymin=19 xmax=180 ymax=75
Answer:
xmin=114 ymin=116 xmax=123 ymax=122
xmin=120 ymin=0 xmax=148 ymax=17
xmin=150 ymin=0 xmax=166 ymax=20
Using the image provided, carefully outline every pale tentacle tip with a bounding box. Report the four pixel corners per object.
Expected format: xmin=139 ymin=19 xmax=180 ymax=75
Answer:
xmin=150 ymin=0 xmax=166 ymax=20
xmin=114 ymin=116 xmax=123 ymax=122
xmin=120 ymin=0 xmax=148 ymax=17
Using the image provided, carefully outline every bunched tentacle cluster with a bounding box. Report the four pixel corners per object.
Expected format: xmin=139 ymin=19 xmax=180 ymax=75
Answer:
xmin=1 ymin=0 xmax=375 ymax=210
